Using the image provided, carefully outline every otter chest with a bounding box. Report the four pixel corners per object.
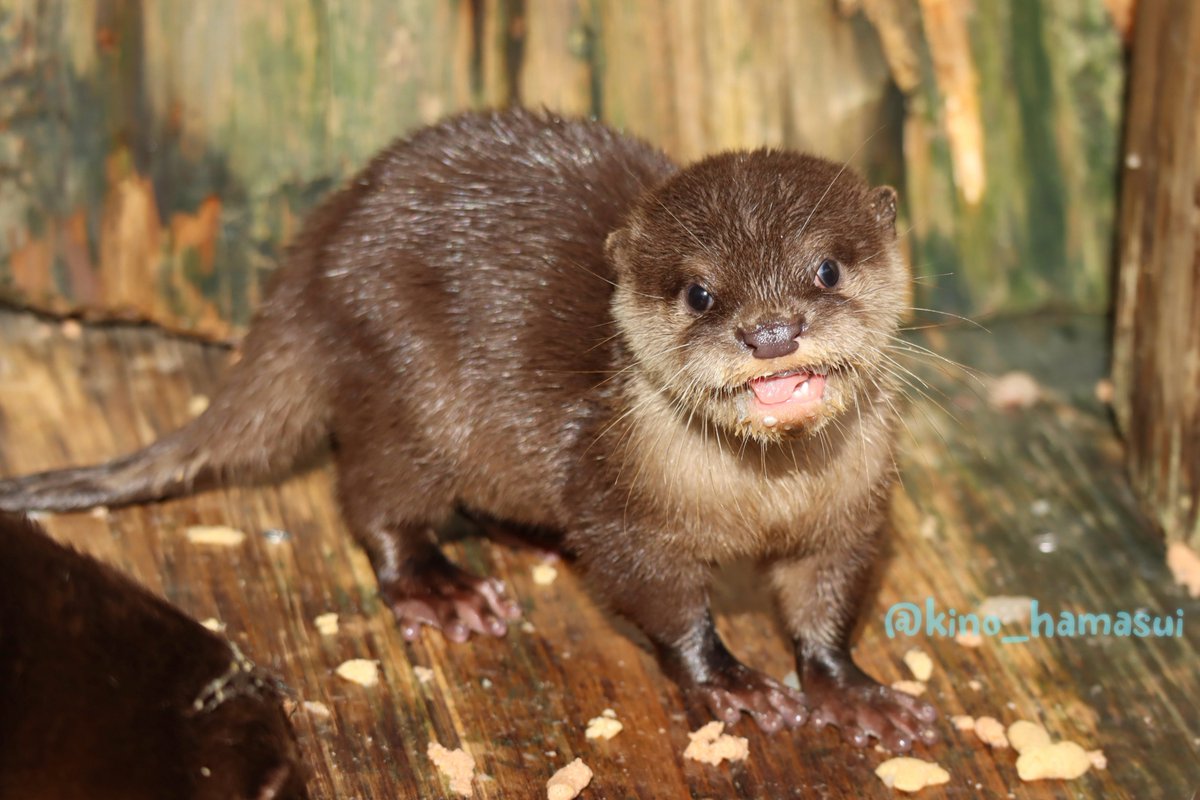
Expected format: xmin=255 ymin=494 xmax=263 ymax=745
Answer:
xmin=628 ymin=435 xmax=884 ymax=562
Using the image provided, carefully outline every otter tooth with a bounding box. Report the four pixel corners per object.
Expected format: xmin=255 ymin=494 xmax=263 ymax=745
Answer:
xmin=762 ymin=416 xmax=778 ymax=427
xmin=795 ymin=379 xmax=811 ymax=399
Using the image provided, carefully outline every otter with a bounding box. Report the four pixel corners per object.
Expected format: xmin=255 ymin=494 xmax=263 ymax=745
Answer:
xmin=0 ymin=109 xmax=937 ymax=752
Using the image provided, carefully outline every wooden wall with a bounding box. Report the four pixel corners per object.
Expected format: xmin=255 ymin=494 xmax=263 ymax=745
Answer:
xmin=1112 ymin=0 xmax=1200 ymax=551
xmin=0 ymin=0 xmax=1124 ymax=340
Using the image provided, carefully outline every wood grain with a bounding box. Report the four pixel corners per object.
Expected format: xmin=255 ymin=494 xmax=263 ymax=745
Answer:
xmin=856 ymin=0 xmax=1125 ymax=318
xmin=1112 ymin=0 xmax=1200 ymax=551
xmin=0 ymin=308 xmax=1194 ymax=798
xmin=1 ymin=1 xmax=1122 ymax=337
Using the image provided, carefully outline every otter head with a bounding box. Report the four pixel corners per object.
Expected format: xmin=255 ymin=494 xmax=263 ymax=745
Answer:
xmin=607 ymin=150 xmax=908 ymax=443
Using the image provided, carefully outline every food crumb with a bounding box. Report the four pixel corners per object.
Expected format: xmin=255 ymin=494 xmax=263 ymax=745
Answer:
xmin=1016 ymin=741 xmax=1092 ymax=782
xmin=413 ymin=665 xmax=435 ymax=684
xmin=874 ymin=757 xmax=950 ymax=793
xmin=1093 ymin=378 xmax=1114 ymax=404
xmin=967 ymin=679 xmax=983 ymax=691
xmin=546 ymin=757 xmax=592 ymax=800
xmin=532 ymin=563 xmax=559 ymax=585
xmin=314 ymin=612 xmax=339 ymax=636
xmin=683 ymin=721 xmax=749 ymax=766
xmin=988 ymin=371 xmax=1040 ymax=411
xmin=200 ymin=617 xmax=225 ymax=632
xmin=302 ymin=700 xmax=331 ymax=718
xmin=335 ymin=659 xmax=379 ymax=687
xmin=1007 ymin=720 xmax=1051 ymax=754
xmin=918 ymin=516 xmax=938 ymax=539
xmin=973 ymin=716 xmax=1009 ymax=748
xmin=1087 ymin=749 xmax=1107 ymax=770
xmin=427 ymin=741 xmax=475 ymax=797
xmin=185 ymin=525 xmax=247 ymax=547
xmin=891 ymin=680 xmax=926 ymax=697
xmin=61 ymin=319 xmax=83 ymax=340
xmin=955 ymin=631 xmax=984 ymax=648
xmin=585 ymin=708 xmax=623 ymax=740
xmin=1166 ymin=541 xmax=1200 ymax=597
xmin=903 ymin=648 xmax=933 ymax=682
xmin=950 ymin=715 xmax=975 ymax=731
xmin=188 ymin=394 xmax=210 ymax=417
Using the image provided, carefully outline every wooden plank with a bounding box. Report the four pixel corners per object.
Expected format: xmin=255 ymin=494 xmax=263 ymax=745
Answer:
xmin=1111 ymin=0 xmax=1200 ymax=550
xmin=854 ymin=0 xmax=1124 ymax=316
xmin=0 ymin=0 xmax=482 ymax=340
xmin=0 ymin=308 xmax=1194 ymax=797
xmin=519 ymin=0 xmax=594 ymax=116
xmin=2 ymin=1 xmax=1123 ymax=339
xmin=593 ymin=0 xmax=895 ymax=166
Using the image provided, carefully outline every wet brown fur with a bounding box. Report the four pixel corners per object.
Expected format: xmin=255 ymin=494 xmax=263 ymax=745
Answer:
xmin=0 ymin=109 xmax=937 ymax=749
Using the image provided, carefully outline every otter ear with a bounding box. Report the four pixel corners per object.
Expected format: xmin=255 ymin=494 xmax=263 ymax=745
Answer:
xmin=605 ymin=226 xmax=633 ymax=274
xmin=870 ymin=186 xmax=898 ymax=232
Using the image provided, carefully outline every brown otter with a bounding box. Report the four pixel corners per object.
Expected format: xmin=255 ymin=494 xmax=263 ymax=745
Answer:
xmin=0 ymin=108 xmax=937 ymax=751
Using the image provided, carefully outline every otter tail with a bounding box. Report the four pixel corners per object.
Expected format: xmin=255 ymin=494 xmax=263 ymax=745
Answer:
xmin=0 ymin=273 xmax=329 ymax=513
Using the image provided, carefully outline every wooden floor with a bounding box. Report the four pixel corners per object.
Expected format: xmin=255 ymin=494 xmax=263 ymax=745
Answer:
xmin=0 ymin=307 xmax=1196 ymax=799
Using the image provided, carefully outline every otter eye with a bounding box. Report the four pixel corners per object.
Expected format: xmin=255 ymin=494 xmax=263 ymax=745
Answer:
xmin=815 ymin=259 xmax=840 ymax=289
xmin=685 ymin=283 xmax=714 ymax=313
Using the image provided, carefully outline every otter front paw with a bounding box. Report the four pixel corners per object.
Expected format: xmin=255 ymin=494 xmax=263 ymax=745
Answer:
xmin=687 ymin=663 xmax=808 ymax=734
xmin=381 ymin=564 xmax=522 ymax=643
xmin=804 ymin=667 xmax=938 ymax=752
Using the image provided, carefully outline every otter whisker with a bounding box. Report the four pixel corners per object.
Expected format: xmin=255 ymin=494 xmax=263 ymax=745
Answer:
xmin=903 ymin=306 xmax=990 ymax=332
xmin=882 ymin=336 xmax=986 ymax=388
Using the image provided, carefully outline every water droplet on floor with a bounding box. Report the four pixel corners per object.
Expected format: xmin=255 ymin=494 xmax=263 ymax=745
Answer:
xmin=1032 ymin=532 xmax=1058 ymax=553
xmin=262 ymin=528 xmax=291 ymax=543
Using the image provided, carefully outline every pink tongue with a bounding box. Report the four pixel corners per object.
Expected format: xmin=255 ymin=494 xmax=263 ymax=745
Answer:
xmin=750 ymin=373 xmax=808 ymax=405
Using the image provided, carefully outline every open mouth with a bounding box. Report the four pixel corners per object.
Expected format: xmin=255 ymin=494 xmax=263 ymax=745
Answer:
xmin=747 ymin=370 xmax=827 ymax=427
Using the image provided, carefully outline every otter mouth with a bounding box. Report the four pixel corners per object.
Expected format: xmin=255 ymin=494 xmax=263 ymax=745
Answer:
xmin=746 ymin=369 xmax=827 ymax=427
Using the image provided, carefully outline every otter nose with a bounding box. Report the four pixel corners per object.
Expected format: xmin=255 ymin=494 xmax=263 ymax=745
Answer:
xmin=738 ymin=318 xmax=805 ymax=359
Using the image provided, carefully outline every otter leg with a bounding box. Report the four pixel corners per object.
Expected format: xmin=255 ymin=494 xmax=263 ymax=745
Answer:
xmin=663 ymin=609 xmax=809 ymax=734
xmin=332 ymin=430 xmax=520 ymax=643
xmin=770 ymin=545 xmax=938 ymax=752
xmin=573 ymin=535 xmax=805 ymax=733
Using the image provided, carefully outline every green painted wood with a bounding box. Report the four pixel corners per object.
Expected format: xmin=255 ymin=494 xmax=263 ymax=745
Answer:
xmin=0 ymin=1 xmax=1124 ymax=340
xmin=857 ymin=0 xmax=1124 ymax=318
xmin=0 ymin=0 xmax=481 ymax=339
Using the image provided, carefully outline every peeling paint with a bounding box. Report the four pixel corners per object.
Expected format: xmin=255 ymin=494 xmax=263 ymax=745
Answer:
xmin=918 ymin=0 xmax=987 ymax=205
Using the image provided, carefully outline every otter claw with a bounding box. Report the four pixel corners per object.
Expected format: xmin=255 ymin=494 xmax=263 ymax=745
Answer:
xmin=690 ymin=665 xmax=808 ymax=734
xmin=804 ymin=669 xmax=940 ymax=753
xmin=381 ymin=563 xmax=521 ymax=642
